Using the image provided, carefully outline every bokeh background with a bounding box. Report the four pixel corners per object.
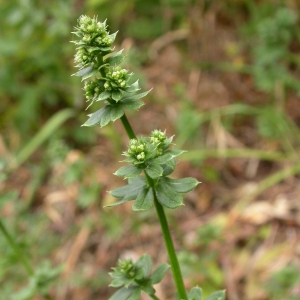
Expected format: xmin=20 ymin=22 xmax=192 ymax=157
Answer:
xmin=1 ymin=0 xmax=300 ymax=299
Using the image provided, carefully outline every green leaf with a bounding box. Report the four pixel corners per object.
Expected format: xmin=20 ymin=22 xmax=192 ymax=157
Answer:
xmin=107 ymin=177 xmax=146 ymax=207
xmin=114 ymin=165 xmax=142 ymax=179
xmin=82 ymin=69 xmax=98 ymax=81
xmin=135 ymin=254 xmax=152 ymax=279
xmin=109 ymin=286 xmax=141 ymax=300
xmin=151 ymin=264 xmax=170 ymax=284
xmin=159 ymin=177 xmax=200 ymax=193
xmin=120 ymin=99 xmax=144 ymax=111
xmin=105 ymin=49 xmax=124 ymax=66
xmin=82 ymin=107 xmax=106 ymax=127
xmin=140 ymin=279 xmax=156 ymax=296
xmin=155 ymin=181 xmax=183 ymax=209
xmin=188 ymin=286 xmax=203 ymax=300
xmin=166 ymin=149 xmax=186 ymax=158
xmin=121 ymin=89 xmax=152 ymax=101
xmin=132 ymin=187 xmax=154 ymax=211
xmin=112 ymin=90 xmax=122 ymax=102
xmin=109 ymin=32 xmax=118 ymax=43
xmin=151 ymin=153 xmax=174 ymax=165
xmin=72 ymin=65 xmax=93 ymax=77
xmin=83 ymin=105 xmax=124 ymax=127
xmin=125 ymin=80 xmax=140 ymax=93
xmin=161 ymin=159 xmax=176 ymax=176
xmin=145 ymin=163 xmax=163 ymax=179
xmin=96 ymin=91 xmax=111 ymax=101
xmin=204 ymin=290 xmax=226 ymax=300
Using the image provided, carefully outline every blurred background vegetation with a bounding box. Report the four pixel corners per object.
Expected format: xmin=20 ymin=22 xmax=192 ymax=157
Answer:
xmin=1 ymin=0 xmax=300 ymax=299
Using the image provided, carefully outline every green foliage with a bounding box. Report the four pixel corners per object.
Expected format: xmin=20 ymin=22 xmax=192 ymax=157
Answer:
xmin=264 ymin=265 xmax=300 ymax=300
xmin=13 ymin=261 xmax=63 ymax=300
xmin=242 ymin=3 xmax=300 ymax=95
xmin=0 ymin=0 xmax=78 ymax=138
xmin=109 ymin=254 xmax=169 ymax=300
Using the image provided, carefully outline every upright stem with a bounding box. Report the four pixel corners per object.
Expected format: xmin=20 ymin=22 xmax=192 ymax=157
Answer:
xmin=148 ymin=175 xmax=187 ymax=300
xmin=120 ymin=114 xmax=187 ymax=299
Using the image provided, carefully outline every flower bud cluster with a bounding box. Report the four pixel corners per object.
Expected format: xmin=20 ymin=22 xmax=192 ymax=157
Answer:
xmin=83 ymin=79 xmax=104 ymax=102
xmin=150 ymin=130 xmax=166 ymax=145
xmin=104 ymin=67 xmax=130 ymax=91
xmin=116 ymin=259 xmax=136 ymax=278
xmin=127 ymin=139 xmax=147 ymax=164
xmin=73 ymin=16 xmax=114 ymax=67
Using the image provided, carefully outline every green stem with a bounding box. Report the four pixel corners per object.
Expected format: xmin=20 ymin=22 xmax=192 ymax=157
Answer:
xmin=120 ymin=114 xmax=137 ymax=139
xmin=0 ymin=219 xmax=34 ymax=276
xmin=120 ymin=113 xmax=187 ymax=299
xmin=149 ymin=176 xmax=187 ymax=300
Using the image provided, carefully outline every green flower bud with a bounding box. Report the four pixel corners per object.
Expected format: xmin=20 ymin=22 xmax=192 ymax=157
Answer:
xmin=104 ymin=67 xmax=130 ymax=91
xmin=83 ymin=79 xmax=104 ymax=103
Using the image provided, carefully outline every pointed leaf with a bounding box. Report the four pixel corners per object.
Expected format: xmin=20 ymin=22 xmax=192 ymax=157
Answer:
xmin=151 ymin=264 xmax=170 ymax=284
xmin=108 ymin=177 xmax=146 ymax=203
xmin=72 ymin=65 xmax=93 ymax=77
xmin=109 ymin=31 xmax=118 ymax=43
xmin=152 ymin=153 xmax=174 ymax=165
xmin=145 ymin=163 xmax=163 ymax=179
xmin=159 ymin=177 xmax=200 ymax=193
xmin=188 ymin=286 xmax=203 ymax=300
xmin=109 ymin=286 xmax=141 ymax=300
xmin=121 ymin=89 xmax=152 ymax=101
xmin=205 ymin=290 xmax=226 ymax=300
xmin=155 ymin=181 xmax=183 ymax=209
xmin=96 ymin=91 xmax=111 ymax=101
xmin=161 ymin=159 xmax=176 ymax=176
xmin=125 ymin=80 xmax=140 ymax=93
xmin=105 ymin=49 xmax=124 ymax=66
xmin=82 ymin=107 xmax=106 ymax=127
xmin=132 ymin=187 xmax=154 ymax=211
xmin=120 ymin=99 xmax=144 ymax=111
xmin=112 ymin=90 xmax=122 ymax=102
xmin=135 ymin=254 xmax=152 ymax=279
xmin=114 ymin=165 xmax=142 ymax=179
xmin=140 ymin=279 xmax=156 ymax=296
xmin=100 ymin=105 xmax=124 ymax=127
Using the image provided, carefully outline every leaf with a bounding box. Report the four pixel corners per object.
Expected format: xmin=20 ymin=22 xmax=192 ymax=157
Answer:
xmin=107 ymin=177 xmax=146 ymax=207
xmin=204 ymin=290 xmax=226 ymax=300
xmin=159 ymin=177 xmax=200 ymax=193
xmin=96 ymin=91 xmax=111 ymax=101
xmin=151 ymin=153 xmax=173 ymax=165
xmin=121 ymin=89 xmax=152 ymax=101
xmin=109 ymin=31 xmax=118 ymax=43
xmin=109 ymin=286 xmax=141 ymax=300
xmin=120 ymin=99 xmax=145 ymax=111
xmin=140 ymin=279 xmax=156 ymax=296
xmin=112 ymin=90 xmax=122 ymax=102
xmin=145 ymin=163 xmax=163 ymax=179
xmin=83 ymin=105 xmax=124 ymax=127
xmin=188 ymin=286 xmax=203 ymax=300
xmin=72 ymin=65 xmax=93 ymax=77
xmin=114 ymin=165 xmax=142 ymax=179
xmin=151 ymin=264 xmax=170 ymax=284
xmin=105 ymin=49 xmax=124 ymax=66
xmin=161 ymin=159 xmax=176 ymax=176
xmin=132 ymin=187 xmax=154 ymax=211
xmin=135 ymin=254 xmax=152 ymax=279
xmin=166 ymin=149 xmax=186 ymax=158
xmin=82 ymin=107 xmax=106 ymax=127
xmin=125 ymin=80 xmax=140 ymax=93
xmin=155 ymin=181 xmax=183 ymax=209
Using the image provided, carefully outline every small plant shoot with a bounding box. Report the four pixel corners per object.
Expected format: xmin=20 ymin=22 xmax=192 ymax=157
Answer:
xmin=72 ymin=15 xmax=225 ymax=300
